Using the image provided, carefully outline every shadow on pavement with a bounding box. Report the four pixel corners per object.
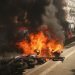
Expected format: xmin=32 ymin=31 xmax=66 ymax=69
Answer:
xmin=0 ymin=55 xmax=23 ymax=75
xmin=70 ymin=69 xmax=75 ymax=75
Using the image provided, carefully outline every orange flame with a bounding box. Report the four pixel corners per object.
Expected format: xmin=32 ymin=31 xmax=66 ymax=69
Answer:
xmin=16 ymin=31 xmax=63 ymax=57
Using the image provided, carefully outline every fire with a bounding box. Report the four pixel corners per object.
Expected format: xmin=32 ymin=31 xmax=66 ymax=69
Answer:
xmin=16 ymin=31 xmax=63 ymax=57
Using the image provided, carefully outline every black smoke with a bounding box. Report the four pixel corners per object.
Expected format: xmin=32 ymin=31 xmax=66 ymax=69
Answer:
xmin=0 ymin=0 xmax=67 ymax=56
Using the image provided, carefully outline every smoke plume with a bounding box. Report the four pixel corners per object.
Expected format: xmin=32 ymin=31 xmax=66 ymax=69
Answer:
xmin=42 ymin=0 xmax=65 ymax=44
xmin=0 ymin=0 xmax=67 ymax=56
xmin=53 ymin=0 xmax=68 ymax=29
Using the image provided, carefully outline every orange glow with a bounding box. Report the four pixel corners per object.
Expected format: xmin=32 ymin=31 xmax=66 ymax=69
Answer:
xmin=16 ymin=31 xmax=63 ymax=57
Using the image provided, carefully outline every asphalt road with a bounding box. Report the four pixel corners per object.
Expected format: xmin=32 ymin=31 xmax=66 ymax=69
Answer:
xmin=23 ymin=42 xmax=75 ymax=75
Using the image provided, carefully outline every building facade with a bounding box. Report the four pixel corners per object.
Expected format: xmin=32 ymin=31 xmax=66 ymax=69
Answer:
xmin=65 ymin=0 xmax=75 ymax=23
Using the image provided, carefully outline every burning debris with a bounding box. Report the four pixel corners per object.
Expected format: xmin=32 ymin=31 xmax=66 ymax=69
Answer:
xmin=16 ymin=31 xmax=63 ymax=58
xmin=0 ymin=0 xmax=67 ymax=74
xmin=0 ymin=54 xmax=46 ymax=75
xmin=52 ymin=52 xmax=65 ymax=62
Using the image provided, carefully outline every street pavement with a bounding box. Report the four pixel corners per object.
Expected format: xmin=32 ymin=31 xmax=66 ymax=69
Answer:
xmin=23 ymin=42 xmax=75 ymax=75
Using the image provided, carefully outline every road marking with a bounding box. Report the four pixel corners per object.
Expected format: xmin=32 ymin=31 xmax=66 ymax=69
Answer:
xmin=39 ymin=46 xmax=75 ymax=75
